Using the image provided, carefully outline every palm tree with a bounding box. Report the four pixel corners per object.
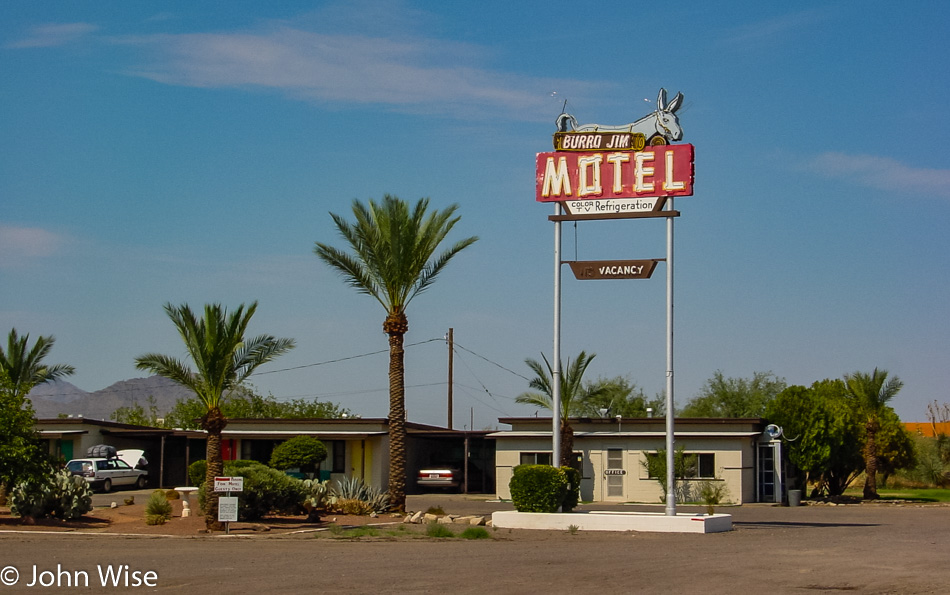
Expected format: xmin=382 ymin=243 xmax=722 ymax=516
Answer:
xmin=0 ymin=328 xmax=75 ymax=399
xmin=515 ymin=351 xmax=603 ymax=467
xmin=314 ymin=195 xmax=477 ymax=512
xmin=0 ymin=329 xmax=74 ymax=487
xmin=843 ymin=368 xmax=903 ymax=499
xmin=135 ymin=302 xmax=295 ymax=529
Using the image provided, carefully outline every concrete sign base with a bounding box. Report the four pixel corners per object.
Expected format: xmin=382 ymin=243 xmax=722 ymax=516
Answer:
xmin=491 ymin=510 xmax=732 ymax=534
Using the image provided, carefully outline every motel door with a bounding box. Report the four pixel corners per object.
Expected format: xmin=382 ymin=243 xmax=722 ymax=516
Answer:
xmin=757 ymin=442 xmax=783 ymax=503
xmin=605 ymin=448 xmax=626 ymax=501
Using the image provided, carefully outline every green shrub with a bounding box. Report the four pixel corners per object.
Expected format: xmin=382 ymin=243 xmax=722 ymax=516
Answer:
xmin=269 ymin=436 xmax=328 ymax=476
xmin=165 ymin=489 xmax=181 ymax=500
xmin=10 ymin=467 xmax=93 ymax=520
xmin=560 ymin=466 xmax=581 ymax=512
xmin=197 ymin=461 xmax=307 ymax=521
xmin=145 ymin=490 xmax=173 ymax=525
xmin=460 ymin=526 xmax=491 ymax=540
xmin=188 ymin=460 xmax=206 ymax=487
xmin=425 ymin=523 xmax=455 ymax=538
xmin=509 ymin=465 xmax=568 ymax=513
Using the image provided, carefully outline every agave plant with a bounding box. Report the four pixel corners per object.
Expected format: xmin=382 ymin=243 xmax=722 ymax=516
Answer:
xmin=327 ymin=476 xmax=390 ymax=514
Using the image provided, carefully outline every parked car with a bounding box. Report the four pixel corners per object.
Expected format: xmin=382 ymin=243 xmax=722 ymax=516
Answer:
xmin=416 ymin=465 xmax=463 ymax=492
xmin=66 ymin=449 xmax=148 ymax=492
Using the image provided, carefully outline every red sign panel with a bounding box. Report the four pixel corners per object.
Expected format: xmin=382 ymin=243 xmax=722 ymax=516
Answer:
xmin=536 ymin=144 xmax=694 ymax=202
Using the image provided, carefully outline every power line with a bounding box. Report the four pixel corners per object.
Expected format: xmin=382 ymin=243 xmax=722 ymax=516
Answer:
xmin=453 ymin=342 xmax=531 ymax=382
xmin=256 ymin=337 xmax=444 ymax=375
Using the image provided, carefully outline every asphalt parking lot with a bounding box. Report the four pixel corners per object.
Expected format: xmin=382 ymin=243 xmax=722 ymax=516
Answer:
xmin=4 ymin=493 xmax=948 ymax=594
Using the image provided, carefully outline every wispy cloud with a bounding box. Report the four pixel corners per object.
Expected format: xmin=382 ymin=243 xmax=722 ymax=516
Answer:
xmin=0 ymin=224 xmax=67 ymax=267
xmin=718 ymin=9 xmax=832 ymax=48
xmin=5 ymin=22 xmax=99 ymax=49
xmin=115 ymin=26 xmax=605 ymax=120
xmin=805 ymin=153 xmax=950 ymax=198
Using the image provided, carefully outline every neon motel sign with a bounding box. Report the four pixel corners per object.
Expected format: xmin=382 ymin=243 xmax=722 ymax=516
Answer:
xmin=535 ymin=144 xmax=694 ymax=202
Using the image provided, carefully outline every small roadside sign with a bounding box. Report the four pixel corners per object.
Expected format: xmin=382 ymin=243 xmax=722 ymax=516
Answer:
xmin=218 ymin=496 xmax=239 ymax=523
xmin=214 ymin=476 xmax=244 ymax=492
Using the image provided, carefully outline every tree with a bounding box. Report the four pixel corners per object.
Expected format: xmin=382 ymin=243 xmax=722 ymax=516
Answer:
xmin=110 ymin=395 xmax=163 ymax=426
xmin=269 ymin=436 xmax=328 ymax=477
xmin=158 ymin=386 xmax=351 ymax=430
xmin=766 ymin=380 xmax=865 ymax=497
xmin=516 ymin=351 xmax=604 ymax=467
xmin=844 ymin=368 xmax=903 ymax=499
xmin=134 ymin=302 xmax=295 ymax=529
xmin=0 ymin=328 xmax=75 ymax=400
xmin=576 ymin=376 xmax=665 ymax=418
xmin=314 ymin=195 xmax=477 ymax=512
xmin=874 ymin=408 xmax=915 ymax=487
xmin=681 ymin=371 xmax=786 ymax=418
xmin=0 ymin=329 xmax=75 ymax=488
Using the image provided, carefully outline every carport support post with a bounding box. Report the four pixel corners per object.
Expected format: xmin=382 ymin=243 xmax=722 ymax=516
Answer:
xmin=552 ymin=202 xmax=562 ymax=468
xmin=665 ymin=198 xmax=676 ymax=517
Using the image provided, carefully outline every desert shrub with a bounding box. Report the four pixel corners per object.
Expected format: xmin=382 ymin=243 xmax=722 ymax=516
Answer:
xmin=426 ymin=523 xmax=455 ymax=538
xmin=698 ymin=481 xmax=730 ymax=514
xmin=560 ymin=466 xmax=581 ymax=512
xmin=335 ymin=498 xmax=373 ymax=515
xmin=269 ymin=436 xmax=328 ymax=476
xmin=460 ymin=527 xmax=491 ymax=540
xmin=509 ymin=465 xmax=568 ymax=513
xmin=10 ymin=467 xmax=93 ymax=521
xmin=425 ymin=505 xmax=445 ymax=516
xmin=165 ymin=489 xmax=180 ymax=500
xmin=197 ymin=461 xmax=307 ymax=521
xmin=145 ymin=490 xmax=173 ymax=525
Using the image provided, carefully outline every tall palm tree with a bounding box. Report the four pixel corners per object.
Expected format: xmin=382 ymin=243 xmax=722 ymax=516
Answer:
xmin=843 ymin=368 xmax=903 ymax=499
xmin=0 ymin=328 xmax=75 ymax=399
xmin=314 ymin=195 xmax=477 ymax=512
xmin=515 ymin=351 xmax=603 ymax=467
xmin=135 ymin=302 xmax=295 ymax=529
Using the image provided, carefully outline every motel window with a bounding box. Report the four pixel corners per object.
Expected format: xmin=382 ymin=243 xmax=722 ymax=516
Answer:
xmin=520 ymin=452 xmax=552 ymax=466
xmin=330 ymin=440 xmax=346 ymax=473
xmin=644 ymin=452 xmax=716 ymax=479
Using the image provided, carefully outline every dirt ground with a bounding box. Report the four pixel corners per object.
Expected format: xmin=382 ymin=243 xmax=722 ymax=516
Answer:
xmin=1 ymin=494 xmax=948 ymax=594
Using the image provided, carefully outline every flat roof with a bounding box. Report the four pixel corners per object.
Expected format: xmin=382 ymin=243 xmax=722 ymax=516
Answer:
xmin=488 ymin=431 xmax=762 ymax=439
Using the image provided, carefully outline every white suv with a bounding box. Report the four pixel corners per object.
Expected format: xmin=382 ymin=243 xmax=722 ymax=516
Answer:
xmin=66 ymin=450 xmax=148 ymax=492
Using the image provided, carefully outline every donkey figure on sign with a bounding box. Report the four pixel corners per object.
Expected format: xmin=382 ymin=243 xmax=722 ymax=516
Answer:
xmin=556 ymin=88 xmax=684 ymax=145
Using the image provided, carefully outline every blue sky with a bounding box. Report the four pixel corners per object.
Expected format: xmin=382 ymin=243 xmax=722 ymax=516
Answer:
xmin=2 ymin=1 xmax=948 ymax=429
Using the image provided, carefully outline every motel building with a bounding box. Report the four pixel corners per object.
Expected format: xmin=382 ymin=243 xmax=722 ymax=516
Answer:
xmin=491 ymin=416 xmax=787 ymax=504
xmin=36 ymin=416 xmax=787 ymax=504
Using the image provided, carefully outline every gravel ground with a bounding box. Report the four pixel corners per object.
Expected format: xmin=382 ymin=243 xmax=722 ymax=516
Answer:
xmin=1 ymin=493 xmax=947 ymax=593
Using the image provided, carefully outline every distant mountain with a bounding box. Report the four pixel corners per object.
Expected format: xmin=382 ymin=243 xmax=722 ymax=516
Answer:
xmin=27 ymin=377 xmax=196 ymax=421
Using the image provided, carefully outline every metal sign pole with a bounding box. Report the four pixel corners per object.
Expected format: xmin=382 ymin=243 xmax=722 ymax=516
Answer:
xmin=665 ymin=197 xmax=676 ymax=517
xmin=552 ymin=202 xmax=563 ymax=468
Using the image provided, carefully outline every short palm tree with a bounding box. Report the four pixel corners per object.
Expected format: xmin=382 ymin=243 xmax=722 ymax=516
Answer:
xmin=0 ymin=329 xmax=74 ymax=487
xmin=0 ymin=328 xmax=75 ymax=399
xmin=516 ymin=351 xmax=603 ymax=467
xmin=843 ymin=368 xmax=903 ymax=499
xmin=314 ymin=195 xmax=477 ymax=512
xmin=135 ymin=302 xmax=295 ymax=529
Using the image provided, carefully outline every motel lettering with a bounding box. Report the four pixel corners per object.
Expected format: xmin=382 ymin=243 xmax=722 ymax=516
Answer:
xmin=536 ymin=144 xmax=694 ymax=202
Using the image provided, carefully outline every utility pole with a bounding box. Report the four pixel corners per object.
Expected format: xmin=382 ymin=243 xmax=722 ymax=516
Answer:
xmin=447 ymin=327 xmax=454 ymax=429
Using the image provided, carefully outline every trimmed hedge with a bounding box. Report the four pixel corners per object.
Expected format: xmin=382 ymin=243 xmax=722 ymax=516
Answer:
xmin=509 ymin=465 xmax=568 ymax=513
